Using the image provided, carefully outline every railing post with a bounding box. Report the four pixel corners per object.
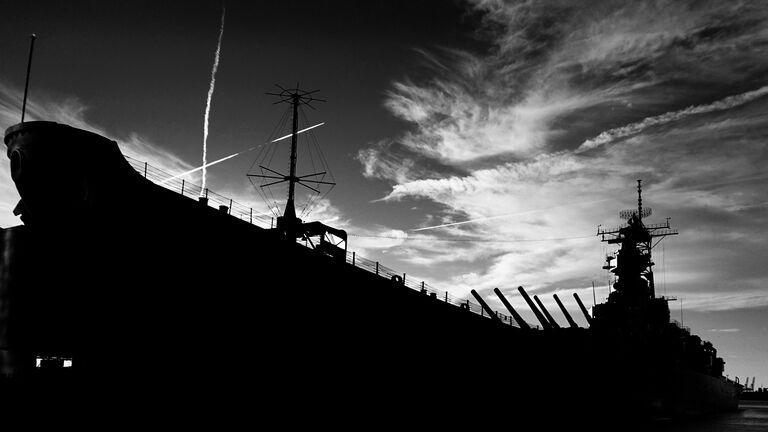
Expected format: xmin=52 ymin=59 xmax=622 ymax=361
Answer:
xmin=375 ymin=262 xmax=379 ymax=276
xmin=250 ymin=208 xmax=253 ymax=224
xmin=181 ymin=179 xmax=185 ymax=195
xmin=352 ymin=251 xmax=356 ymax=267
xmin=403 ymin=273 xmax=406 ymax=284
xmin=445 ymin=291 xmax=448 ymax=302
xmin=143 ymin=162 xmax=148 ymax=178
xmin=228 ymin=198 xmax=233 ymax=215
xmin=204 ymin=188 xmax=209 ymax=198
xmin=271 ymin=217 xmax=274 ymax=228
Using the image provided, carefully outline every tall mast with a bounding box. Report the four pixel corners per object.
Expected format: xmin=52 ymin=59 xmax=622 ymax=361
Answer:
xmin=637 ymin=179 xmax=643 ymax=223
xmin=248 ymin=85 xmax=333 ymax=237
xmin=285 ymin=92 xmax=300 ymax=221
xmin=21 ymin=34 xmax=37 ymax=123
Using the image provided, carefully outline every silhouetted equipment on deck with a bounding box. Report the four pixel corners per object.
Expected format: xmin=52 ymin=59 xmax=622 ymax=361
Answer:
xmin=302 ymin=221 xmax=347 ymax=261
xmin=597 ymin=180 xmax=677 ymax=299
xmin=518 ymin=286 xmax=552 ymax=330
xmin=573 ymin=293 xmax=592 ymax=326
xmin=602 ymin=255 xmax=615 ymax=271
xmin=251 ymin=87 xmax=329 ymax=235
xmin=247 ymin=87 xmax=345 ymax=259
xmin=493 ymin=288 xmax=530 ymax=330
xmin=533 ymin=295 xmax=561 ymax=329
xmin=553 ymin=294 xmax=579 ymax=329
xmin=470 ymin=289 xmax=502 ymax=324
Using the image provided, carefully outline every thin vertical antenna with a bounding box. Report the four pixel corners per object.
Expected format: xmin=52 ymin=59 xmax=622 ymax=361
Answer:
xmin=287 ymin=92 xmax=300 ymax=217
xmin=637 ymin=179 xmax=643 ymax=222
xmin=21 ymin=34 xmax=37 ymax=123
xmin=661 ymin=241 xmax=669 ymax=297
xmin=254 ymin=86 xmax=331 ymax=231
xmin=680 ymin=298 xmax=684 ymax=326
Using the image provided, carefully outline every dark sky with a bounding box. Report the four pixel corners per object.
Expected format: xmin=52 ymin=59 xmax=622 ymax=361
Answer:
xmin=1 ymin=0 xmax=767 ymax=387
xmin=0 ymin=0 xmax=483 ymax=225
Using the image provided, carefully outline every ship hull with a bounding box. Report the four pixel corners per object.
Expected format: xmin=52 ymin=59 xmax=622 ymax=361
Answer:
xmin=0 ymin=121 xmax=740 ymax=425
xmin=665 ymin=370 xmax=741 ymax=416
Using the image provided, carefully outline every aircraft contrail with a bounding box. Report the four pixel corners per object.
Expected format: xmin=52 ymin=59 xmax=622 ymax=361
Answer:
xmin=412 ymin=198 xmax=612 ymax=232
xmin=202 ymin=6 xmax=225 ymax=195
xmin=577 ymin=85 xmax=768 ymax=152
xmin=271 ymin=122 xmax=325 ymax=142
xmin=158 ymin=122 xmax=326 ymax=184
xmin=159 ymin=147 xmax=255 ymax=185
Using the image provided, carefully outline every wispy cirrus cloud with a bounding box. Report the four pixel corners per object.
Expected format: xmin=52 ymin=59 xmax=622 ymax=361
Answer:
xmin=577 ymin=85 xmax=768 ymax=151
xmin=358 ymin=0 xmax=768 ymax=312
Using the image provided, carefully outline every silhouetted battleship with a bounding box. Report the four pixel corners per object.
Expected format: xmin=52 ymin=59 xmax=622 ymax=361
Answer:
xmin=0 ymin=112 xmax=740 ymax=424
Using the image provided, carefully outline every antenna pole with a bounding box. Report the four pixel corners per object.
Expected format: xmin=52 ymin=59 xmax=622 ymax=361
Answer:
xmin=637 ymin=179 xmax=643 ymax=222
xmin=284 ymin=92 xmax=300 ymax=220
xmin=680 ymin=298 xmax=684 ymax=326
xmin=21 ymin=34 xmax=37 ymax=123
xmin=255 ymin=86 xmax=332 ymax=234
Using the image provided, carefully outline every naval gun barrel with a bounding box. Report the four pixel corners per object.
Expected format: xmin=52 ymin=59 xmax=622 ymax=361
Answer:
xmin=573 ymin=293 xmax=593 ymax=326
xmin=533 ymin=295 xmax=561 ymax=329
xmin=518 ymin=286 xmax=552 ymax=330
xmin=493 ymin=288 xmax=530 ymax=330
xmin=470 ymin=289 xmax=503 ymax=324
xmin=553 ymin=294 xmax=579 ymax=329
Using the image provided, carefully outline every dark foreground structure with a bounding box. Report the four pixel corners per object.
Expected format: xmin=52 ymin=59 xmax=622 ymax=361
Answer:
xmin=0 ymin=120 xmax=739 ymax=426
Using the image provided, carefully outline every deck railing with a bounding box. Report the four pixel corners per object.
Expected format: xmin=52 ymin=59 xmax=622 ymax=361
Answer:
xmin=126 ymin=155 xmax=520 ymax=328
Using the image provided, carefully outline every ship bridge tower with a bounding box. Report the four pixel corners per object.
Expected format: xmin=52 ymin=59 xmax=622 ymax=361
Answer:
xmin=598 ymin=180 xmax=677 ymax=300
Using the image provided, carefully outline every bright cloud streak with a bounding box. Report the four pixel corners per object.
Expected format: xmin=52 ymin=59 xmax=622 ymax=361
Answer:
xmin=202 ymin=7 xmax=226 ymax=195
xmin=271 ymin=122 xmax=325 ymax=143
xmin=159 ymin=146 xmax=257 ymax=184
xmin=577 ymin=85 xmax=768 ymax=152
xmin=412 ymin=198 xmax=612 ymax=231
xmin=159 ymin=122 xmax=325 ymax=184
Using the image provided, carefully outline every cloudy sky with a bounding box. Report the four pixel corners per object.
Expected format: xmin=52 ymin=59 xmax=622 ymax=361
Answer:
xmin=2 ymin=0 xmax=766 ymax=386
